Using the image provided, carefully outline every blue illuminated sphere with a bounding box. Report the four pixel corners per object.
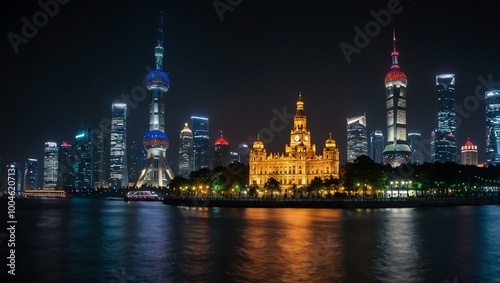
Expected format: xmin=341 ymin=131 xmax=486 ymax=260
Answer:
xmin=147 ymin=69 xmax=170 ymax=92
xmin=143 ymin=130 xmax=169 ymax=150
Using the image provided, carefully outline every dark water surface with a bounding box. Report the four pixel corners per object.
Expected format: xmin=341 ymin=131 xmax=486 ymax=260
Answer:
xmin=1 ymin=198 xmax=499 ymax=282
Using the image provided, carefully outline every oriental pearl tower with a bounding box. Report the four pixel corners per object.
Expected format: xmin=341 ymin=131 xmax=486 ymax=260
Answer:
xmin=136 ymin=12 xmax=175 ymax=188
xmin=382 ymin=28 xmax=411 ymax=167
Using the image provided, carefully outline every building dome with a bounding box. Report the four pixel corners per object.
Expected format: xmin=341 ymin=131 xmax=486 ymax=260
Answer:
xmin=252 ymin=135 xmax=264 ymax=149
xmin=143 ymin=130 xmax=169 ymax=150
xmin=147 ymin=69 xmax=170 ymax=92
xmin=384 ymin=68 xmax=407 ymax=87
xmin=325 ymin=133 xmax=336 ymax=148
xmin=215 ymin=137 xmax=229 ymax=146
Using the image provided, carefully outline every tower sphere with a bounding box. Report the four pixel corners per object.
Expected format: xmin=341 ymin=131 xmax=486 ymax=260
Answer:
xmin=147 ymin=69 xmax=170 ymax=92
xmin=143 ymin=130 xmax=169 ymax=150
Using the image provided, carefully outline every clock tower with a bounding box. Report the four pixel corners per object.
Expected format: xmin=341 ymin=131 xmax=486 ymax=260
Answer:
xmin=289 ymin=92 xmax=312 ymax=148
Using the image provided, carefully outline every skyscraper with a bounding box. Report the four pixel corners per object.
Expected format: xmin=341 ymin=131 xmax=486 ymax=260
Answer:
xmin=191 ymin=116 xmax=210 ymax=171
xmin=74 ymin=128 xmax=93 ymax=189
xmin=382 ymin=28 xmax=411 ymax=167
xmin=136 ymin=13 xmax=175 ymax=188
xmin=178 ymin=122 xmax=193 ymax=178
xmin=57 ymin=141 xmax=74 ymax=189
xmin=43 ymin=142 xmax=58 ymax=189
xmin=93 ymin=128 xmax=109 ymax=188
xmin=24 ymin=158 xmax=38 ymax=190
xmin=128 ymin=140 xmax=142 ymax=186
xmin=8 ymin=162 xmax=22 ymax=195
xmin=238 ymin=142 xmax=250 ymax=164
xmin=110 ymin=103 xmax=128 ymax=188
xmin=461 ymin=138 xmax=478 ymax=166
xmin=369 ymin=130 xmax=384 ymax=164
xmin=408 ymin=132 xmax=423 ymax=164
xmin=486 ymin=89 xmax=500 ymax=166
xmin=347 ymin=115 xmax=368 ymax=163
xmin=433 ymin=74 xmax=458 ymax=163
xmin=213 ymin=131 xmax=230 ymax=168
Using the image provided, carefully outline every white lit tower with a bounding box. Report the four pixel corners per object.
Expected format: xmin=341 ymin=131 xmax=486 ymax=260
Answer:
xmin=382 ymin=28 xmax=411 ymax=167
xmin=136 ymin=12 xmax=175 ymax=188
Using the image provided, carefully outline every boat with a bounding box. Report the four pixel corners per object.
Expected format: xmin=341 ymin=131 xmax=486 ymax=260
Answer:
xmin=124 ymin=191 xmax=160 ymax=201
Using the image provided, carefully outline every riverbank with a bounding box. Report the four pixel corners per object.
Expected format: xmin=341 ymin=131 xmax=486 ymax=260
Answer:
xmin=163 ymin=196 xmax=500 ymax=208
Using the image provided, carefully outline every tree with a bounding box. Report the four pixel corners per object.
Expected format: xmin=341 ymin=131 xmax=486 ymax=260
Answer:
xmin=264 ymin=177 xmax=281 ymax=198
xmin=168 ymin=176 xmax=190 ymax=197
xmin=309 ymin=177 xmax=324 ymax=198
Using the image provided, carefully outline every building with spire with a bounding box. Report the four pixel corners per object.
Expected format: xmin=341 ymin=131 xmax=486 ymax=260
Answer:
xmin=213 ymin=131 xmax=230 ymax=168
xmin=136 ymin=13 xmax=175 ymax=188
xmin=178 ymin=122 xmax=193 ymax=178
xmin=249 ymin=93 xmax=340 ymax=193
xmin=347 ymin=114 xmax=368 ymax=163
xmin=432 ymin=74 xmax=458 ymax=163
xmin=382 ymin=28 xmax=411 ymax=167
xmin=461 ymin=138 xmax=478 ymax=166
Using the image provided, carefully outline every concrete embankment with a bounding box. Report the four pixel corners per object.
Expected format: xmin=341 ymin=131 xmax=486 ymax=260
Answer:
xmin=163 ymin=196 xmax=500 ymax=208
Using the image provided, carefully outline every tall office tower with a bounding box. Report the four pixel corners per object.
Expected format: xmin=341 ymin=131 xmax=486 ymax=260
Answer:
xmin=57 ymin=141 xmax=75 ymax=189
xmin=24 ymin=158 xmax=38 ymax=190
xmin=347 ymin=115 xmax=368 ymax=163
xmin=43 ymin=142 xmax=58 ymax=189
xmin=110 ymin=103 xmax=128 ymax=188
xmin=461 ymin=138 xmax=478 ymax=166
xmin=128 ymin=140 xmax=142 ymax=186
xmin=191 ymin=116 xmax=210 ymax=170
xmin=136 ymin=13 xmax=175 ymax=188
xmin=486 ymin=90 xmax=500 ymax=166
xmin=369 ymin=131 xmax=384 ymax=164
xmin=382 ymin=28 xmax=411 ymax=167
xmin=408 ymin=132 xmax=423 ymax=164
xmin=433 ymin=74 xmax=458 ymax=163
xmin=74 ymin=128 xmax=93 ymax=189
xmin=178 ymin=122 xmax=193 ymax=178
xmin=8 ymin=162 xmax=22 ymax=195
xmin=93 ymin=128 xmax=109 ymax=188
xmin=230 ymin=152 xmax=239 ymax=163
xmin=213 ymin=131 xmax=230 ymax=168
xmin=238 ymin=142 xmax=250 ymax=164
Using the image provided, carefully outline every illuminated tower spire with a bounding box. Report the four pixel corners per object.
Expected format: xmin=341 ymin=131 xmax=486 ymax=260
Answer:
xmin=136 ymin=12 xmax=174 ymax=188
xmin=382 ymin=25 xmax=411 ymax=167
xmin=155 ymin=12 xmax=164 ymax=70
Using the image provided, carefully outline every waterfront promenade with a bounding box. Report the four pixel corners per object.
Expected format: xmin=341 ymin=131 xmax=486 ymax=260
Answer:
xmin=163 ymin=195 xmax=500 ymax=208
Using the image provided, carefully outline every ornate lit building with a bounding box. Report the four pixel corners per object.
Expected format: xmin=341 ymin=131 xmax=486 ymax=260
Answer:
xmin=249 ymin=93 xmax=340 ymax=190
xmin=461 ymin=138 xmax=478 ymax=166
xmin=382 ymin=28 xmax=411 ymax=167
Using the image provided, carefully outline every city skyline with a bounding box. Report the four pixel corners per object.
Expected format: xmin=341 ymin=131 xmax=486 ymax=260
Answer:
xmin=2 ymin=0 xmax=500 ymax=170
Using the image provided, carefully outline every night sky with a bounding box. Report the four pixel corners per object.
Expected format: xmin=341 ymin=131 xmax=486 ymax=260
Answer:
xmin=2 ymin=0 xmax=500 ymax=171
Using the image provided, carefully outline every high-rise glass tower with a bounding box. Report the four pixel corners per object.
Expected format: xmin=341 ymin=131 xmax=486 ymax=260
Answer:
xmin=213 ymin=131 xmax=230 ymax=168
xmin=136 ymin=13 xmax=175 ymax=188
xmin=8 ymin=162 xmax=22 ymax=195
xmin=347 ymin=115 xmax=368 ymax=163
xmin=24 ymin=158 xmax=38 ymax=190
xmin=408 ymin=132 xmax=423 ymax=164
xmin=93 ymin=128 xmax=109 ymax=188
xmin=486 ymin=89 xmax=500 ymax=165
xmin=382 ymin=28 xmax=411 ymax=167
xmin=110 ymin=103 xmax=128 ymax=188
xmin=128 ymin=140 xmax=142 ymax=186
xmin=433 ymin=74 xmax=458 ymax=163
xmin=43 ymin=142 xmax=58 ymax=189
xmin=57 ymin=141 xmax=74 ymax=189
xmin=191 ymin=116 xmax=210 ymax=170
xmin=369 ymin=130 xmax=384 ymax=164
xmin=238 ymin=142 xmax=250 ymax=164
xmin=74 ymin=128 xmax=93 ymax=189
xmin=178 ymin=122 xmax=193 ymax=178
